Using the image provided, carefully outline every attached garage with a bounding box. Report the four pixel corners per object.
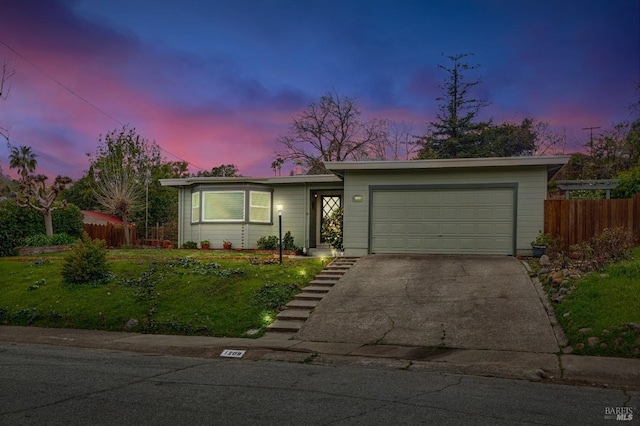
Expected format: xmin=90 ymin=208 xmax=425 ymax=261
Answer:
xmin=370 ymin=185 xmax=516 ymax=255
xmin=325 ymin=156 xmax=570 ymax=257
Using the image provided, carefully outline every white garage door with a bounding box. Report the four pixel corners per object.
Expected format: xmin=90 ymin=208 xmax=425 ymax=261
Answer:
xmin=371 ymin=186 xmax=515 ymax=255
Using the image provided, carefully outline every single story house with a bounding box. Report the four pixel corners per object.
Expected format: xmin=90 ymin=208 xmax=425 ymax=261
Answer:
xmin=160 ymin=156 xmax=570 ymax=256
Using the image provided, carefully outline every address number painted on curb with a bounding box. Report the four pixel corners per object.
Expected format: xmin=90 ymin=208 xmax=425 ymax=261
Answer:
xmin=220 ymin=349 xmax=246 ymax=358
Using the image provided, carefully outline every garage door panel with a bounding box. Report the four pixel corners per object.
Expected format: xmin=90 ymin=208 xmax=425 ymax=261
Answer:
xmin=371 ymin=187 xmax=514 ymax=255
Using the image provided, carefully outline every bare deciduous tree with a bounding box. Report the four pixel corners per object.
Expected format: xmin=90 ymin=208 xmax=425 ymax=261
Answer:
xmin=275 ymin=91 xmax=387 ymax=174
xmin=360 ymin=120 xmax=419 ymax=161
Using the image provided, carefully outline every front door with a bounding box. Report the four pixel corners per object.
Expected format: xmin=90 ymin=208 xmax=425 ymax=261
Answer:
xmin=318 ymin=194 xmax=342 ymax=245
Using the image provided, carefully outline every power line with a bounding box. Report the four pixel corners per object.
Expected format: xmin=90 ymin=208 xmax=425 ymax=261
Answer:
xmin=0 ymin=39 xmax=205 ymax=171
xmin=581 ymin=126 xmax=601 ymax=148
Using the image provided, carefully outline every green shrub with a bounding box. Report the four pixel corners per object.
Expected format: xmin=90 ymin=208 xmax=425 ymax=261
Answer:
xmin=62 ymin=234 xmax=110 ymax=285
xmin=22 ymin=234 xmax=51 ymax=247
xmin=0 ymin=199 xmax=44 ymax=256
xmin=257 ymin=235 xmax=279 ymax=250
xmin=52 ymin=204 xmax=84 ymax=238
xmin=22 ymin=233 xmax=78 ymax=247
xmin=282 ymin=231 xmax=300 ymax=251
xmin=181 ymin=241 xmax=198 ymax=249
xmin=50 ymin=233 xmax=79 ymax=245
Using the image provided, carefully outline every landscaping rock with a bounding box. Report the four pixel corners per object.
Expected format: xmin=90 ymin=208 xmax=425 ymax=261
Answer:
xmin=551 ymin=271 xmax=564 ymax=280
xmin=562 ymin=346 xmax=573 ymax=354
xmin=125 ymin=318 xmax=139 ymax=329
xmin=551 ymin=278 xmax=563 ymax=287
xmin=539 ymin=255 xmax=551 ymax=266
xmin=576 ymin=343 xmax=585 ymax=349
xmin=614 ymin=338 xmax=625 ymax=348
xmin=628 ymin=323 xmax=640 ymax=332
xmin=538 ymin=267 xmax=550 ymax=275
xmin=588 ymin=336 xmax=599 ymax=347
xmin=578 ymin=327 xmax=593 ymax=334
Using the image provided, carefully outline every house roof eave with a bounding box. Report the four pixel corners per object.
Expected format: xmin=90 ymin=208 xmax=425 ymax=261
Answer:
xmin=160 ymin=174 xmax=341 ymax=187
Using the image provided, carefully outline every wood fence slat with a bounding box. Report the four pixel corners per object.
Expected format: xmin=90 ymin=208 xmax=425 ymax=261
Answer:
xmin=544 ymin=197 xmax=639 ymax=248
xmin=82 ymin=223 xmax=137 ymax=248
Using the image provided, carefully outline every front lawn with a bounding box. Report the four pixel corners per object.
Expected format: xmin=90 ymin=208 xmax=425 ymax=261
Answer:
xmin=535 ymin=247 xmax=640 ymax=358
xmin=0 ymin=250 xmax=327 ymax=337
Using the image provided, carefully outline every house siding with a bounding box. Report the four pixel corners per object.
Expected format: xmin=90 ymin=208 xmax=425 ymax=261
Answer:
xmin=176 ymin=181 xmax=342 ymax=250
xmin=342 ymin=166 xmax=548 ymax=256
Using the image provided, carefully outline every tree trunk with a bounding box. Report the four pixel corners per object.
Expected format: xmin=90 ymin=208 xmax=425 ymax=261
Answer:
xmin=122 ymin=214 xmax=131 ymax=245
xmin=43 ymin=210 xmax=54 ymax=237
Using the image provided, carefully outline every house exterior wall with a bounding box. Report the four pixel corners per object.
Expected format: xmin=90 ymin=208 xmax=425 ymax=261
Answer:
xmin=341 ymin=166 xmax=548 ymax=256
xmin=176 ymin=181 xmax=342 ymax=250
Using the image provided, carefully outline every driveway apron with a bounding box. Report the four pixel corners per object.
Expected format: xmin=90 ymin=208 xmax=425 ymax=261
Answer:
xmin=294 ymin=255 xmax=559 ymax=353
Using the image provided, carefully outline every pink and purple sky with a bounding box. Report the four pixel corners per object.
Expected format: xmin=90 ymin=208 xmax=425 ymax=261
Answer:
xmin=0 ymin=0 xmax=638 ymax=179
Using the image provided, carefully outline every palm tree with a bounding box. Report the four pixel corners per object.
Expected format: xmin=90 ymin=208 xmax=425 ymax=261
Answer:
xmin=8 ymin=144 xmax=38 ymax=180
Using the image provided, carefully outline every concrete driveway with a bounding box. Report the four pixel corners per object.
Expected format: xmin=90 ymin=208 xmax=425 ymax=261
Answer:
xmin=294 ymin=255 xmax=560 ymax=353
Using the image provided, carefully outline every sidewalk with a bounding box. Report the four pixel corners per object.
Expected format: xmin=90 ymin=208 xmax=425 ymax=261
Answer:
xmin=0 ymin=325 xmax=638 ymax=390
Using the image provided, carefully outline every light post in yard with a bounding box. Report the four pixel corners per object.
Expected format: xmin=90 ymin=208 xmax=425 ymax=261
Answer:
xmin=277 ymin=204 xmax=283 ymax=264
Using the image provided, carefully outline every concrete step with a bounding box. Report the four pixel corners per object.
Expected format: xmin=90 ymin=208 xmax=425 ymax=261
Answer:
xmin=308 ymin=279 xmax=337 ymax=287
xmin=294 ymin=292 xmax=324 ymax=301
xmin=316 ymin=271 xmax=345 ymax=276
xmin=326 ymin=266 xmax=351 ymax=272
xmin=302 ymin=285 xmax=331 ymax=293
xmin=276 ymin=309 xmax=311 ymax=321
xmin=266 ymin=319 xmax=305 ymax=332
xmin=285 ymin=299 xmax=320 ymax=309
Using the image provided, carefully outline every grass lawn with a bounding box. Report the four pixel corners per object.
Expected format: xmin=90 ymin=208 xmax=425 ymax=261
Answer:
xmin=0 ymin=249 xmax=327 ymax=337
xmin=537 ymin=247 xmax=640 ymax=358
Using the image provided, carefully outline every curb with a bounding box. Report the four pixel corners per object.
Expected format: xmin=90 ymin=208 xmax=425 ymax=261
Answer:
xmin=0 ymin=325 xmax=638 ymax=390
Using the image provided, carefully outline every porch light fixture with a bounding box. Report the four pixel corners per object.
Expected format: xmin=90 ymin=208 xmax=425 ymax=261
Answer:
xmin=277 ymin=204 xmax=283 ymax=264
xmin=352 ymin=195 xmax=364 ymax=203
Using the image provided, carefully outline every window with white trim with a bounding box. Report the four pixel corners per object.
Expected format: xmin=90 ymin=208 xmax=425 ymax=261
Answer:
xmin=191 ymin=192 xmax=200 ymax=223
xmin=249 ymin=191 xmax=271 ymax=223
xmin=202 ymin=191 xmax=244 ymax=222
xmin=191 ymin=188 xmax=273 ymax=223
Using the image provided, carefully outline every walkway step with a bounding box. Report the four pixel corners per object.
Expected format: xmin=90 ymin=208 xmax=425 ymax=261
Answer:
xmin=309 ymin=279 xmax=337 ymax=287
xmin=294 ymin=292 xmax=324 ymax=301
xmin=316 ymin=271 xmax=345 ymax=276
xmin=285 ymin=299 xmax=320 ymax=309
xmin=266 ymin=319 xmax=305 ymax=333
xmin=302 ymin=285 xmax=331 ymax=293
xmin=276 ymin=309 xmax=311 ymax=321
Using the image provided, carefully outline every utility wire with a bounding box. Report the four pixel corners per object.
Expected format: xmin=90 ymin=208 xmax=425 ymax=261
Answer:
xmin=0 ymin=39 xmax=205 ymax=171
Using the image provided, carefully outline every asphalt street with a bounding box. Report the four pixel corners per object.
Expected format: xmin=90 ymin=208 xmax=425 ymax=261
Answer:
xmin=1 ymin=343 xmax=637 ymax=425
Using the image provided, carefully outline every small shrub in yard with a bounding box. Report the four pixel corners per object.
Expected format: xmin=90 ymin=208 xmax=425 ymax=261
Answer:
xmin=22 ymin=233 xmax=78 ymax=247
xmin=257 ymin=235 xmax=279 ymax=250
xmin=62 ymin=234 xmax=110 ymax=285
xmin=181 ymin=241 xmax=198 ymax=249
xmin=591 ymin=227 xmax=634 ymax=268
xmin=257 ymin=232 xmax=300 ymax=252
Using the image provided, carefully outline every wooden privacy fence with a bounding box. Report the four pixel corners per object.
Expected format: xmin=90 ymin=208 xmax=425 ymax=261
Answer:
xmin=83 ymin=223 xmax=138 ymax=248
xmin=544 ymin=194 xmax=640 ymax=247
